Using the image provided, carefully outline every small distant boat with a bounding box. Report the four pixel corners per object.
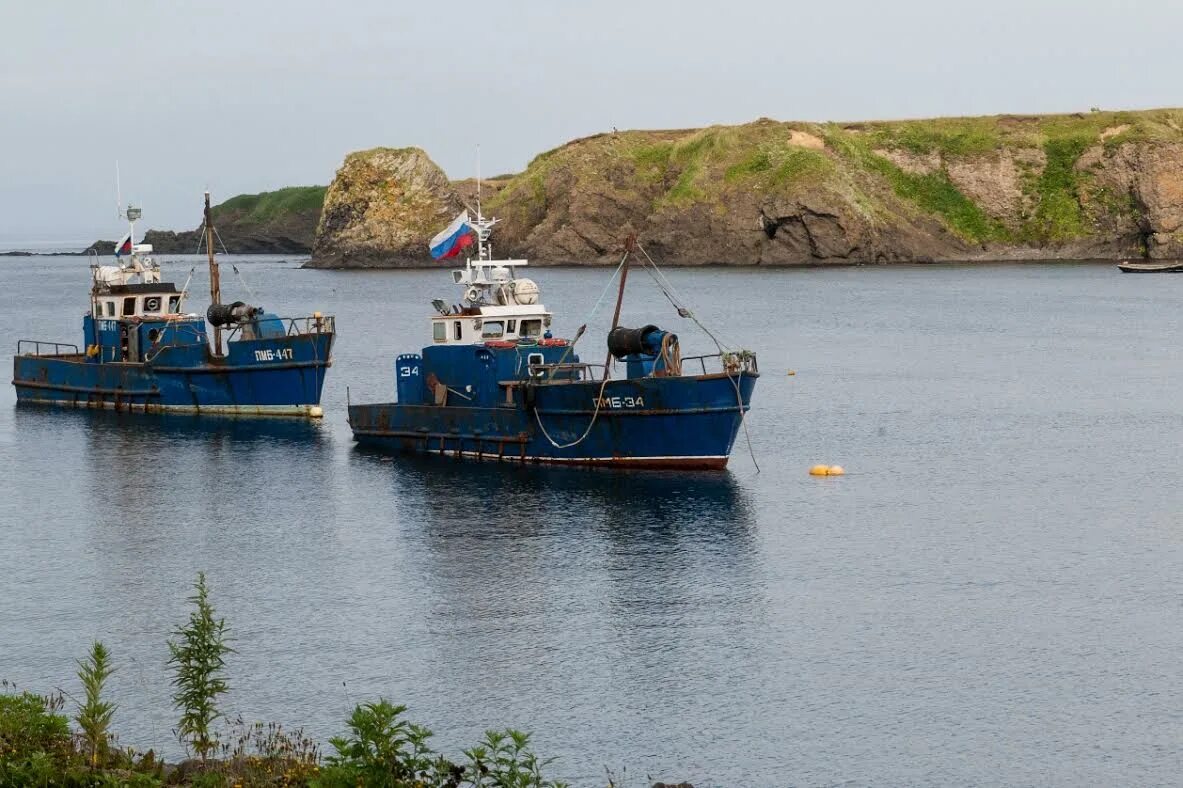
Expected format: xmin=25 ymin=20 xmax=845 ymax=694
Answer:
xmin=348 ymin=203 xmax=759 ymax=469
xmin=12 ymin=193 xmax=335 ymax=417
xmin=1117 ymin=260 xmax=1183 ymax=273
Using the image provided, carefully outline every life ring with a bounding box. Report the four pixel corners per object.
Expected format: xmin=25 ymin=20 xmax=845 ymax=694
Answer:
xmin=484 ymin=340 xmax=516 ymax=349
xmin=538 ymin=338 xmax=567 ymax=347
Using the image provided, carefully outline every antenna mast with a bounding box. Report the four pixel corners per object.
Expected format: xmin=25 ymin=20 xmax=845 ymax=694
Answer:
xmin=473 ymin=145 xmax=497 ymax=262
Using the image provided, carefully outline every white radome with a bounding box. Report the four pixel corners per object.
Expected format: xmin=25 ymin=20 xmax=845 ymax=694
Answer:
xmin=513 ymin=278 xmax=540 ymax=305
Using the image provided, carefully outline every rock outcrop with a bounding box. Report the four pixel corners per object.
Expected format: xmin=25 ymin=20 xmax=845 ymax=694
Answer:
xmin=310 ymin=148 xmax=462 ymax=267
xmin=306 ymin=108 xmax=1183 ymax=267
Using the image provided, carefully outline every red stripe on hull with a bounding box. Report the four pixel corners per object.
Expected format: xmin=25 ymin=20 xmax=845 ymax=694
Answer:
xmin=539 ymin=456 xmax=729 ymax=470
xmin=351 ymin=433 xmax=730 ymax=470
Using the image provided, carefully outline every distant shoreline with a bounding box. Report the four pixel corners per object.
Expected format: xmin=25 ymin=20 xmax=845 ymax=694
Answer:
xmin=0 ymin=251 xmax=1134 ymax=267
xmin=0 ymin=249 xmax=95 ymax=257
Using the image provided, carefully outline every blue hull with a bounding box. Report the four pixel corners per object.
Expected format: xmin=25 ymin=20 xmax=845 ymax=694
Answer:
xmin=349 ymin=372 xmax=757 ymax=469
xmin=13 ymin=333 xmax=333 ymax=418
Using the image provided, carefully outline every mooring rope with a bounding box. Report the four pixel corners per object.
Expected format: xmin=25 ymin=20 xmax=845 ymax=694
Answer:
xmin=634 ymin=243 xmax=760 ymax=472
xmin=530 ymin=250 xmax=632 ymax=447
xmin=532 ymin=374 xmax=614 ymax=449
xmin=192 ymin=222 xmax=207 ymax=255
xmin=230 ymin=264 xmax=259 ymax=303
xmin=178 ymin=266 xmax=196 ymax=304
xmin=212 ymin=225 xmax=232 ymax=256
xmin=531 ymin=241 xmax=759 ymax=469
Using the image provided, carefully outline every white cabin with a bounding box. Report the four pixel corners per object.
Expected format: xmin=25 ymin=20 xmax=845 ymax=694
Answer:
xmin=89 ymin=217 xmax=190 ymax=321
xmin=430 ymin=306 xmax=552 ymax=345
xmin=92 ymin=285 xmax=186 ymax=320
xmin=429 ymin=254 xmax=552 ymax=345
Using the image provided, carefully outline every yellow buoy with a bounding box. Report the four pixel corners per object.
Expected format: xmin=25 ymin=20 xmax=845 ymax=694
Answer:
xmin=809 ymin=464 xmax=830 ymax=476
xmin=827 ymin=465 xmax=845 ymax=476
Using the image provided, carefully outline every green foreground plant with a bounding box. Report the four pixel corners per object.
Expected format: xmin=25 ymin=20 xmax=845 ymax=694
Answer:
xmin=76 ymin=640 xmax=117 ymax=768
xmin=167 ymin=572 xmax=233 ymax=761
xmin=0 ymin=575 xmax=569 ymax=787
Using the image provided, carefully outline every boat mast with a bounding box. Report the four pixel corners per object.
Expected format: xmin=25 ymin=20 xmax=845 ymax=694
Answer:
xmin=205 ymin=191 xmax=222 ymax=354
xmin=603 ymin=234 xmax=636 ymax=379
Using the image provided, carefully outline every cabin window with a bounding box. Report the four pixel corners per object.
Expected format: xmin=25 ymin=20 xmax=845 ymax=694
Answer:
xmin=453 ymin=321 xmax=462 ymax=341
xmin=144 ymin=296 xmax=162 ymax=313
xmin=167 ymin=295 xmax=181 ymax=313
xmin=481 ymin=321 xmax=505 ymax=339
xmin=520 ymin=319 xmax=542 ymax=338
xmin=105 ymin=301 xmax=115 ymax=317
xmin=122 ymin=297 xmax=136 ymax=316
xmin=433 ymin=322 xmax=447 ymax=342
xmin=507 ymin=319 xmax=517 ymax=333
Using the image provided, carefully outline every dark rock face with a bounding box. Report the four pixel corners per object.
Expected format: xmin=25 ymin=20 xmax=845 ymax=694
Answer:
xmin=139 ymin=229 xmax=314 ymax=255
xmin=84 ymin=240 xmax=116 ymax=255
xmin=86 ymin=187 xmax=326 ymax=256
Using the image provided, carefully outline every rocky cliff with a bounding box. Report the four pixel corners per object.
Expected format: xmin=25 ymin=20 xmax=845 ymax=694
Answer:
xmin=309 ymin=148 xmax=465 ymax=267
xmin=305 ymin=108 xmax=1183 ymax=267
xmin=88 ymin=186 xmax=325 ymax=255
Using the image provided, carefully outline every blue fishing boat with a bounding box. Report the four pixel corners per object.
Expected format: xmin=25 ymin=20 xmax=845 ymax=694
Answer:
xmin=348 ymin=208 xmax=758 ymax=469
xmin=12 ymin=194 xmax=334 ymax=417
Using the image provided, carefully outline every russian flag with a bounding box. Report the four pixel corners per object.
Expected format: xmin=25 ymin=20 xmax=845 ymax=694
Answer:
xmin=114 ymin=232 xmax=132 ymax=258
xmin=429 ymin=211 xmax=474 ymax=260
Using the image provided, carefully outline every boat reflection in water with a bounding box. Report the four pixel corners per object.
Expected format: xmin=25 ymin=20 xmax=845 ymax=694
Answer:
xmin=351 ymin=445 xmax=757 ymax=542
xmin=15 ymin=405 xmax=328 ymax=445
xmin=346 ymin=448 xmax=767 ymax=715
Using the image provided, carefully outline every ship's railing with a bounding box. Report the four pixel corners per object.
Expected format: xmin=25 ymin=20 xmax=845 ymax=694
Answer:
xmin=286 ymin=315 xmax=335 ymax=336
xmin=17 ymin=340 xmax=80 ymax=357
xmin=223 ymin=315 xmax=336 ymax=342
xmin=681 ymin=350 xmax=759 ymax=376
xmin=530 ymin=352 xmax=758 ymax=382
xmin=529 ymin=362 xmax=608 ymax=381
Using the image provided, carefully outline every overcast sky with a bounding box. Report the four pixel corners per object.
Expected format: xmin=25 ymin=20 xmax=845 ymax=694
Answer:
xmin=2 ymin=0 xmax=1180 ymax=245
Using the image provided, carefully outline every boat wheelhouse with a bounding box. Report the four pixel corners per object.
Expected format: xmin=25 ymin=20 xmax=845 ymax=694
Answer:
xmin=430 ymin=258 xmax=551 ymax=346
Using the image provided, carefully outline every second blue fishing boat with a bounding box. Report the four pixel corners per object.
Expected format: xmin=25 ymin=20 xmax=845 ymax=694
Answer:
xmin=348 ymin=207 xmax=758 ymax=468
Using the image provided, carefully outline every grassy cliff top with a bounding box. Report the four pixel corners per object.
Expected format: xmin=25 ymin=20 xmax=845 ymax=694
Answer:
xmin=524 ymin=108 xmax=1183 ymax=163
xmin=215 ymin=186 xmax=327 ymax=223
xmin=486 ymin=107 xmax=1183 ymax=247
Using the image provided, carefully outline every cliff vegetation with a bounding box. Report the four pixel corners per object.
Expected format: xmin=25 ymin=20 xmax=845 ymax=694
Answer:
xmin=307 ymin=107 xmax=1183 ymax=267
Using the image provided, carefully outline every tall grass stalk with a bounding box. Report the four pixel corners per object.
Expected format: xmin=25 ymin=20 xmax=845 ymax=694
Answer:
xmin=75 ymin=641 xmax=116 ymax=767
xmin=167 ymin=572 xmax=233 ymax=761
